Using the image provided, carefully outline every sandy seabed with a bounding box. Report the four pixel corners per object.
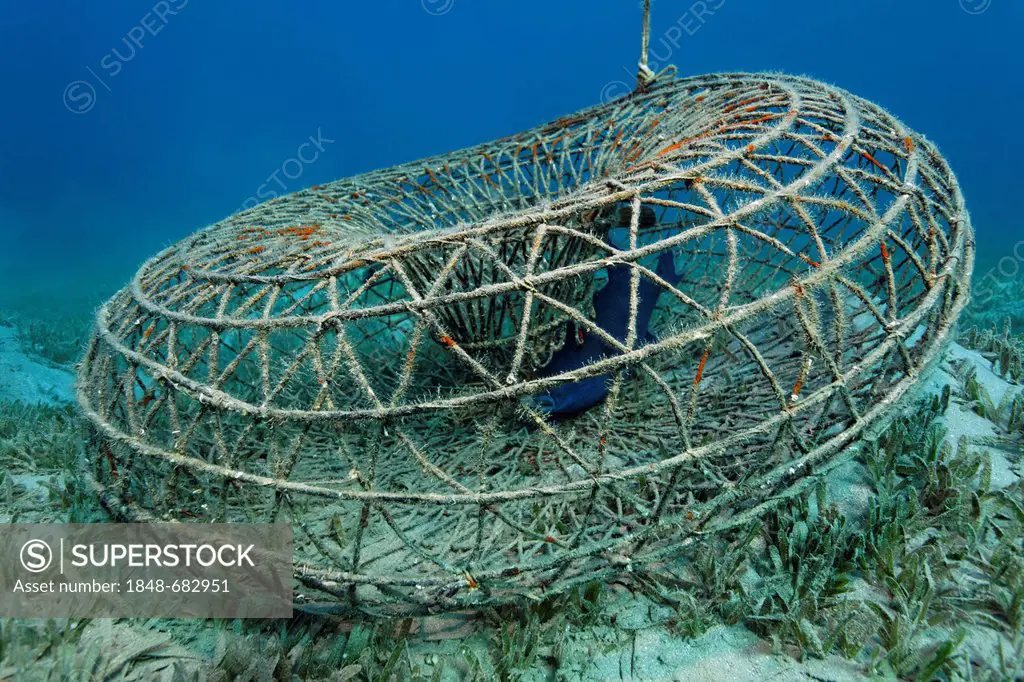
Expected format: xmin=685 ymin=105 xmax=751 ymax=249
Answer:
xmin=0 ymin=322 xmax=1019 ymax=681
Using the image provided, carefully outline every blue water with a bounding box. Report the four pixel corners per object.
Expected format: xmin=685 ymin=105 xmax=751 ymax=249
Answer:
xmin=0 ymin=0 xmax=1019 ymax=306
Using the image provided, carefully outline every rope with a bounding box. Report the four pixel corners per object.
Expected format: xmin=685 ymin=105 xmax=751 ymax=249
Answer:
xmin=637 ymin=0 xmax=656 ymax=91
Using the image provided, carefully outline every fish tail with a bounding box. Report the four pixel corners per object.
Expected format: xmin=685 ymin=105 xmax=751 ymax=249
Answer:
xmin=655 ymin=248 xmax=682 ymax=285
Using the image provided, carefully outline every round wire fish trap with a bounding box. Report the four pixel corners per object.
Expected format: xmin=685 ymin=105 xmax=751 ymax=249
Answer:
xmin=77 ymin=72 xmax=974 ymax=615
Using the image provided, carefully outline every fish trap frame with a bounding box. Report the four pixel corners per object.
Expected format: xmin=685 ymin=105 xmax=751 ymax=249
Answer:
xmin=77 ymin=72 xmax=974 ymax=615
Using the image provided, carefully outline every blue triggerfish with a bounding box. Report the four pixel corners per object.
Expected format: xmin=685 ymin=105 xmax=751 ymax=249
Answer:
xmin=531 ymin=209 xmax=682 ymax=419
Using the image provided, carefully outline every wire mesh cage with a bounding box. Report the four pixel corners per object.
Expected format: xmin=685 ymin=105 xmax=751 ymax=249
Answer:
xmin=77 ymin=72 xmax=974 ymax=615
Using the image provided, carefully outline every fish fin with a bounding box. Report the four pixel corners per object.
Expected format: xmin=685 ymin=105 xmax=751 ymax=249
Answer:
xmin=612 ymin=205 xmax=657 ymax=229
xmin=655 ymin=249 xmax=683 ymax=286
xmin=639 ymin=206 xmax=657 ymax=229
xmin=605 ymin=227 xmax=627 ymax=250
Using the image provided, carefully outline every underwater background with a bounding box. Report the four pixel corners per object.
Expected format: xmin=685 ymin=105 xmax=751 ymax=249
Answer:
xmin=0 ymin=0 xmax=1021 ymax=314
xmin=1 ymin=2 xmax=1023 ymax=680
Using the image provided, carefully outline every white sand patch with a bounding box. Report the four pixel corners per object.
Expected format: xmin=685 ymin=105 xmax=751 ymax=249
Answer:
xmin=918 ymin=342 xmax=1020 ymax=490
xmin=0 ymin=325 xmax=75 ymax=406
xmin=825 ymin=456 xmax=874 ymax=523
xmin=557 ymin=621 xmax=865 ymax=682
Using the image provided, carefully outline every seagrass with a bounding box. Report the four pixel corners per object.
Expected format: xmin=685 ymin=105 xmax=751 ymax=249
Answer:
xmin=76 ymin=72 xmax=974 ymax=615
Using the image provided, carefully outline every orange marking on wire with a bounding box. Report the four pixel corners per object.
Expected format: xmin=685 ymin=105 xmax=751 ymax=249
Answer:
xmin=547 ymin=135 xmax=565 ymax=163
xmin=425 ymin=167 xmax=441 ymax=188
xmin=623 ymin=160 xmax=657 ymax=173
xmin=278 ymin=225 xmax=319 ymax=238
xmin=554 ymin=114 xmax=587 ymax=130
xmin=410 ymin=178 xmax=436 ymax=198
xmin=739 ymin=114 xmax=776 ymax=126
xmin=791 ymin=375 xmax=805 ymax=401
xmin=694 ymin=349 xmax=710 ymax=386
xmin=799 ymin=253 xmax=821 ymax=268
xmin=102 ymin=445 xmax=119 ymax=481
xmin=721 ymin=114 xmax=777 ymax=132
xmin=657 ymin=140 xmax=686 ymax=157
xmin=861 ymin=150 xmax=886 ymax=172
